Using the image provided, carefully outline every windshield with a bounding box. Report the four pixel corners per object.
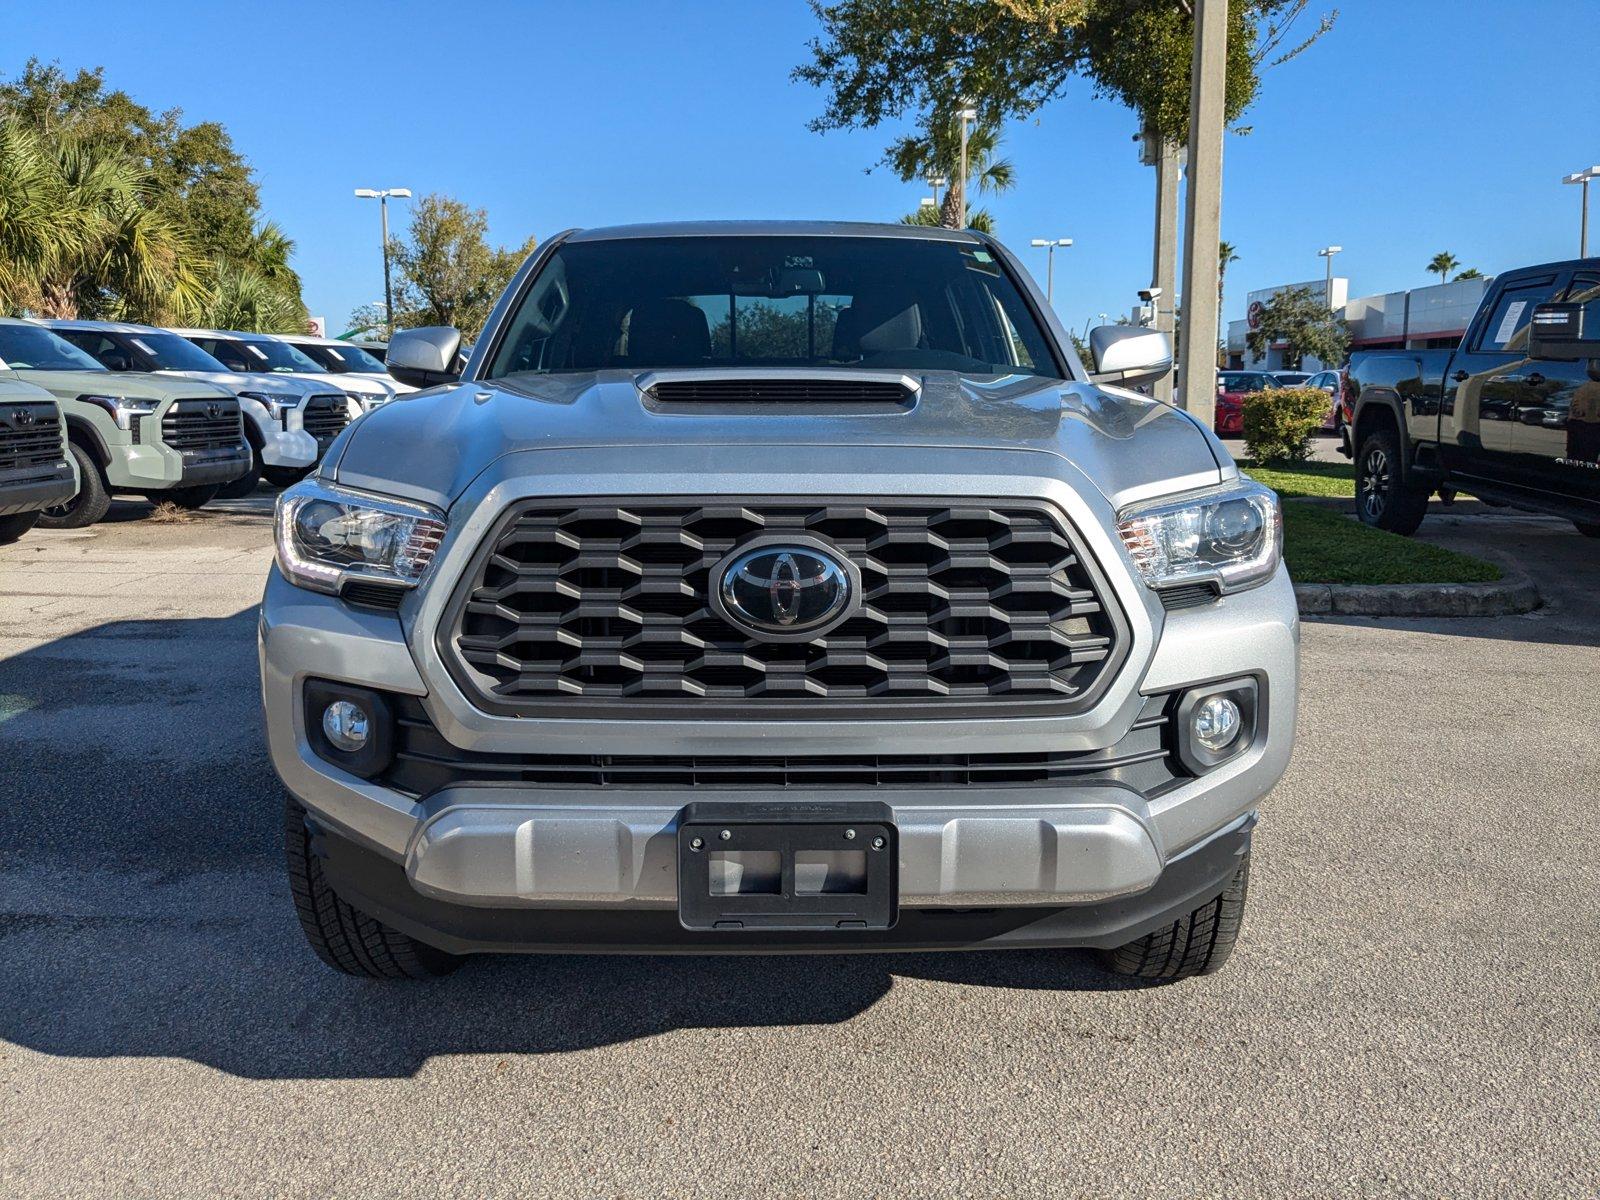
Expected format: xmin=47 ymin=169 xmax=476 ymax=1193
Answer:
xmin=1218 ymin=372 xmax=1273 ymax=392
xmin=130 ymin=331 xmax=230 ymax=372
xmin=293 ymin=341 xmax=388 ymax=373
xmin=0 ymin=324 xmax=106 ymax=371
xmin=205 ymin=336 xmax=325 ymax=374
xmin=1273 ymin=372 xmax=1309 ymax=384
xmin=485 ymin=235 xmax=1062 ymax=379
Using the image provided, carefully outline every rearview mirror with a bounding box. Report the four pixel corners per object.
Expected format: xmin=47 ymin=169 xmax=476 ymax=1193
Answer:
xmin=1088 ymin=325 xmax=1173 ymax=388
xmin=388 ymin=326 xmax=464 ymax=388
xmin=1528 ymin=303 xmax=1599 ymax=361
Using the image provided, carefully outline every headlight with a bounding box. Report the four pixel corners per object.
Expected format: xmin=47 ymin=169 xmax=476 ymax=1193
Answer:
xmin=274 ymin=479 xmax=447 ymax=594
xmin=348 ymin=391 xmax=386 ymax=412
xmin=238 ymin=390 xmax=299 ymax=421
xmin=80 ymin=393 xmax=159 ymax=430
xmin=1116 ymin=478 xmax=1281 ymax=594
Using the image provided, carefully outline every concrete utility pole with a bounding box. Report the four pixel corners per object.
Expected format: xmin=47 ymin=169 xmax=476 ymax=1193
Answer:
xmin=1148 ymin=131 xmax=1182 ymax=404
xmin=1177 ymin=0 xmax=1227 ymax=429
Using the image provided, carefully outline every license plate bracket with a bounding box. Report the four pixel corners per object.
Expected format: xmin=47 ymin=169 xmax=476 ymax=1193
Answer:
xmin=676 ymin=801 xmax=898 ymax=932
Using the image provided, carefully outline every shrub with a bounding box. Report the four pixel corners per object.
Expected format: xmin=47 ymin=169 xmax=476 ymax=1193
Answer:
xmin=1242 ymin=387 xmax=1329 ymax=464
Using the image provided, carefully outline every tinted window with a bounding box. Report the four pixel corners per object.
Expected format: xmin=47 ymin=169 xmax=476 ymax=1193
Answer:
xmin=0 ymin=324 xmax=106 ymax=371
xmin=486 ymin=236 xmax=1061 ymax=379
xmin=293 ymin=341 xmax=387 ymax=373
xmin=129 ymin=331 xmax=230 ymax=372
xmin=1563 ymin=274 xmax=1600 ymax=337
xmin=1475 ymin=278 xmax=1559 ymax=353
xmin=1218 ymin=372 xmax=1273 ymax=392
xmin=195 ymin=336 xmax=321 ymax=374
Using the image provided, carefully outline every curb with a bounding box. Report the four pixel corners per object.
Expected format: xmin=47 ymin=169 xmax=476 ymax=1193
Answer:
xmin=1294 ymin=571 xmax=1540 ymax=618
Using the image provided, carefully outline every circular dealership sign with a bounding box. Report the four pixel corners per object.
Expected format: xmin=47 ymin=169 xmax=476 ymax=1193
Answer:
xmin=1247 ymin=300 xmax=1265 ymax=330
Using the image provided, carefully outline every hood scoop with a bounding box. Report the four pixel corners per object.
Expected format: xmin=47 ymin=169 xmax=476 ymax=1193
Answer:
xmin=638 ymin=369 xmax=917 ymax=414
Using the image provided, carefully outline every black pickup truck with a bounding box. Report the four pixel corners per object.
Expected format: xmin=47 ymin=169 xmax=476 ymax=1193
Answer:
xmin=1343 ymin=258 xmax=1600 ymax=537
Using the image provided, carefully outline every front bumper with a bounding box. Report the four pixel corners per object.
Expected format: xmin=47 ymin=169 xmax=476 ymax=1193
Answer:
xmin=0 ymin=459 xmax=76 ymax=517
xmin=241 ymin=405 xmax=320 ymax=469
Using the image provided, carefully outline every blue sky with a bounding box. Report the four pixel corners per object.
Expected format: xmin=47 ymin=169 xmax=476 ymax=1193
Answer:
xmin=7 ymin=0 xmax=1599 ymax=334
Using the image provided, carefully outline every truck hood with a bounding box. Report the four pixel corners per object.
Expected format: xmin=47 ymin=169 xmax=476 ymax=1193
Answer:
xmin=331 ymin=370 xmax=1227 ymax=511
xmin=157 ymin=369 xmax=324 ymax=398
xmin=5 ymin=368 xmax=232 ymax=402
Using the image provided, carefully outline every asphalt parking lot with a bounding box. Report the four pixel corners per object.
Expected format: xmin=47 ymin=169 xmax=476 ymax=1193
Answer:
xmin=2 ymin=493 xmax=1597 ymax=1199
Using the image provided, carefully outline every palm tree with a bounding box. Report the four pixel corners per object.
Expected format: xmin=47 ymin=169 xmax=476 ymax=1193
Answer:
xmin=1218 ymin=240 xmax=1239 ymax=307
xmin=901 ymin=205 xmax=996 ymax=234
xmin=1454 ymin=267 xmax=1483 ymax=281
xmin=886 ymin=117 xmax=1014 ymax=230
xmin=197 ymin=258 xmax=305 ymax=333
xmin=1427 ymin=252 xmax=1459 ymax=285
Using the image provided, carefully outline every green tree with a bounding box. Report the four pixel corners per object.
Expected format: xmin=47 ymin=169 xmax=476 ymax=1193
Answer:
xmin=900 ymin=203 xmax=996 ymax=233
xmin=1427 ymin=251 xmax=1459 ymax=285
xmin=884 ymin=116 xmax=1013 ymax=228
xmin=1455 ymin=267 xmax=1483 ymax=281
xmin=1243 ymin=285 xmax=1347 ymax=370
xmin=196 ymin=258 xmax=305 ymax=332
xmin=1218 ymin=239 xmax=1239 ymax=306
xmin=383 ymin=194 xmax=538 ymax=339
xmin=794 ymin=1 xmax=1335 ymax=152
xmin=0 ymin=58 xmax=303 ymax=313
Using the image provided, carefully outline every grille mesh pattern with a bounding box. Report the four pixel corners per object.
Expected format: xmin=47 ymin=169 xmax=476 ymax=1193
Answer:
xmin=303 ymin=395 xmax=349 ymax=443
xmin=447 ymin=499 xmax=1122 ymax=715
xmin=161 ymin=400 xmax=241 ymax=451
xmin=0 ymin=404 xmax=63 ymax=471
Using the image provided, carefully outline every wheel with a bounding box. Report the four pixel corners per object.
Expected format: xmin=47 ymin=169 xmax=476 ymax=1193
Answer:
xmin=161 ymin=484 xmax=219 ymax=510
xmin=1574 ymin=521 xmax=1600 ymax=538
xmin=36 ymin=442 xmax=110 ymax=529
xmin=1099 ymin=853 xmax=1251 ymax=982
xmin=1355 ymin=425 xmax=1429 ymax=535
xmin=284 ymin=798 xmax=461 ymax=979
xmin=0 ymin=511 xmax=41 ymax=544
xmin=216 ymin=441 xmax=260 ymax=499
xmin=262 ymin=465 xmax=311 ymax=489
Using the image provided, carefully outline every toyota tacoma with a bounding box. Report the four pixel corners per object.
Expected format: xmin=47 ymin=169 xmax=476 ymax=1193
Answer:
xmin=263 ymin=222 xmax=1297 ymax=982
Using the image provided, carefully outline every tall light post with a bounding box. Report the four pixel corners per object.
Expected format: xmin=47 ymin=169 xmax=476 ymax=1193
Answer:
xmin=956 ymin=102 xmax=976 ymax=228
xmin=1562 ymin=167 xmax=1600 ymax=257
xmin=354 ymin=187 xmax=412 ymax=338
xmin=926 ymin=174 xmax=946 ymax=212
xmin=1317 ymin=245 xmax=1342 ymax=311
xmin=1029 ymin=238 xmax=1073 ymax=304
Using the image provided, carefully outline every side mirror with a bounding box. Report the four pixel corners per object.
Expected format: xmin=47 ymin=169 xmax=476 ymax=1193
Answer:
xmin=1088 ymin=325 xmax=1173 ymax=388
xmin=1529 ymin=303 xmax=1599 ymax=361
xmin=388 ymin=326 xmax=463 ymax=388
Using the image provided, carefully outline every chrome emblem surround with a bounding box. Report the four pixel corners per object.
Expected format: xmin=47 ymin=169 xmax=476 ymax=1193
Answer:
xmin=12 ymin=408 xmax=37 ymax=426
xmin=710 ymin=535 xmax=861 ymax=642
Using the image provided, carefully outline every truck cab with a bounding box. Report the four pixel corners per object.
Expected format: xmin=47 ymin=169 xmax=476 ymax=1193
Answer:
xmin=1345 ymin=260 xmax=1600 ymax=536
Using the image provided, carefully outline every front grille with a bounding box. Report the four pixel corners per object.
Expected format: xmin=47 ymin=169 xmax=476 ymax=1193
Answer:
xmin=161 ymin=400 xmax=241 ymax=451
xmin=444 ymin=497 xmax=1126 ymax=718
xmin=382 ymin=693 xmax=1180 ymax=797
xmin=303 ymin=395 xmax=349 ymax=443
xmin=0 ymin=403 xmax=64 ymax=471
xmin=647 ymin=378 xmax=912 ymax=405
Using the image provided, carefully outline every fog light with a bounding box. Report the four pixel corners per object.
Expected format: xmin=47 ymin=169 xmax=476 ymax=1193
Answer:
xmin=1192 ymin=695 xmax=1242 ymax=752
xmin=321 ymin=699 xmax=370 ymax=752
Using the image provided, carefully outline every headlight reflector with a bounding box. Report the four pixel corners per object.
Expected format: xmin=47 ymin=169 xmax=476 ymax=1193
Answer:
xmin=1117 ymin=479 xmax=1281 ymax=594
xmin=238 ymin=390 xmax=298 ymax=421
xmin=80 ymin=393 xmax=160 ymax=430
xmin=274 ymin=480 xmax=446 ymax=594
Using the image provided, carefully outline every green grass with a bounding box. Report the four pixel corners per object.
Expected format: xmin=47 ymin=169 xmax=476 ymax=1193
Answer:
xmin=1281 ymin=501 xmax=1502 ymax=585
xmin=1240 ymin=459 xmax=1355 ymax=499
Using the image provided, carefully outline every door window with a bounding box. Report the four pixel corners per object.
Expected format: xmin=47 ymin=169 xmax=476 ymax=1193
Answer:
xmin=1473 ymin=278 xmax=1559 ymax=353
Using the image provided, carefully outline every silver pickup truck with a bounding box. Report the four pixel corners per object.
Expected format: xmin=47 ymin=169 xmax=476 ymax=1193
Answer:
xmin=262 ymin=222 xmax=1297 ymax=982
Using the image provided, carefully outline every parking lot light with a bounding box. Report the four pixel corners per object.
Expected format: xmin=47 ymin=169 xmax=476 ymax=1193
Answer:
xmin=1029 ymin=237 xmax=1073 ymax=304
xmin=1562 ymin=167 xmax=1600 ymax=256
xmin=354 ymin=187 xmax=414 ymax=339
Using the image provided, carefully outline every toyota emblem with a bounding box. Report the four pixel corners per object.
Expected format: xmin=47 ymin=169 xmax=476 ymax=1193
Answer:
xmin=711 ymin=538 xmax=858 ymax=641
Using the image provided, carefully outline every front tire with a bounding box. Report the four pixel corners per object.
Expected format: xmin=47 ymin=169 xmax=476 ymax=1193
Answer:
xmin=1355 ymin=426 xmax=1429 ymax=535
xmin=284 ymin=799 xmax=461 ymax=979
xmin=262 ymin=465 xmax=311 ymax=489
xmin=216 ymin=441 xmax=261 ymax=499
xmin=36 ymin=442 xmax=111 ymax=529
xmin=162 ymin=484 xmax=219 ymax=510
xmin=0 ymin=511 xmax=41 ymax=544
xmin=1099 ymin=853 xmax=1251 ymax=982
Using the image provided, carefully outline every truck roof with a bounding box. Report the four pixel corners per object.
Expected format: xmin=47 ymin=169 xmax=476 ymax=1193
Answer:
xmin=563 ymin=220 xmax=983 ymax=244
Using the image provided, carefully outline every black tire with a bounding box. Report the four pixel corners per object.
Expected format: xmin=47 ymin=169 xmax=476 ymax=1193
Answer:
xmin=284 ymin=798 xmax=461 ymax=979
xmin=0 ymin=511 xmax=41 ymax=545
xmin=36 ymin=442 xmax=111 ymax=529
xmin=1573 ymin=521 xmax=1600 ymax=539
xmin=1355 ymin=425 xmax=1429 ymax=535
xmin=161 ymin=484 xmax=220 ymax=510
xmin=216 ymin=441 xmax=260 ymax=499
xmin=262 ymin=465 xmax=311 ymax=489
xmin=1099 ymin=853 xmax=1251 ymax=982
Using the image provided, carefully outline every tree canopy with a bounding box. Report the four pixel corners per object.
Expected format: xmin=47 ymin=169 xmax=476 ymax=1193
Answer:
xmin=795 ymin=0 xmax=1336 ymax=149
xmin=1244 ymin=285 xmax=1348 ymax=370
xmin=0 ymin=58 xmax=305 ymax=328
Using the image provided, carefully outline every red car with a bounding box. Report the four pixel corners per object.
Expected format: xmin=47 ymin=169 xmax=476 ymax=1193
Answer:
xmin=1213 ymin=370 xmax=1277 ymax=437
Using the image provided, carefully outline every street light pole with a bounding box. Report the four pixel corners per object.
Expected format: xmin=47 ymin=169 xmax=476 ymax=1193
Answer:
xmin=354 ymin=187 xmax=412 ymax=338
xmin=1317 ymin=245 xmax=1342 ymax=311
xmin=956 ymin=104 xmax=976 ymax=228
xmin=927 ymin=174 xmax=946 ymax=212
xmin=1029 ymin=238 xmax=1073 ymax=304
xmin=1563 ymin=167 xmax=1600 ymax=256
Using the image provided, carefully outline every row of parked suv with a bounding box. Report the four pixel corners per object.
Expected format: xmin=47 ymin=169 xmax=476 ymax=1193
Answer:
xmin=0 ymin=320 xmax=412 ymax=544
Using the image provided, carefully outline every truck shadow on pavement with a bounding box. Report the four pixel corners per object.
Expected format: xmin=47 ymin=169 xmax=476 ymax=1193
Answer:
xmin=0 ymin=611 xmax=1148 ymax=1082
